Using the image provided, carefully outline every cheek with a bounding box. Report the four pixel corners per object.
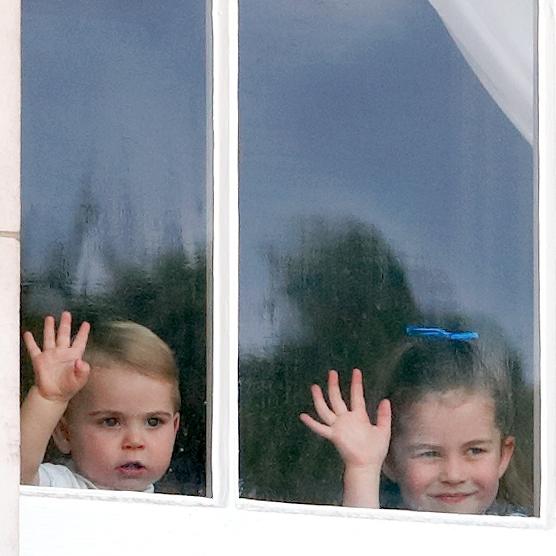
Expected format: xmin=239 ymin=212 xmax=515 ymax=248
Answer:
xmin=70 ymin=427 xmax=114 ymax=462
xmin=156 ymin=430 xmax=177 ymax=458
xmin=399 ymin=462 xmax=437 ymax=496
xmin=140 ymin=434 xmax=175 ymax=483
xmin=474 ymin=461 xmax=503 ymax=490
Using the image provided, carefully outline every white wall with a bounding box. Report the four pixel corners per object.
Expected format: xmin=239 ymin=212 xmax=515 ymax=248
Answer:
xmin=0 ymin=0 xmax=20 ymax=554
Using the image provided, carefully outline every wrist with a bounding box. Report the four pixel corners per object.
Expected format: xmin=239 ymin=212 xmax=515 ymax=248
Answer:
xmin=344 ymin=463 xmax=382 ymax=479
xmin=343 ymin=464 xmax=382 ymax=509
xmin=28 ymin=385 xmax=71 ymax=408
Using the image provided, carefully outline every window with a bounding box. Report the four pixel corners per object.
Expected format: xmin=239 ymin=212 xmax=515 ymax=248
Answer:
xmin=20 ymin=0 xmax=209 ymax=498
xmin=238 ymin=0 xmax=539 ymax=513
xmin=1 ymin=1 xmax=555 ymax=555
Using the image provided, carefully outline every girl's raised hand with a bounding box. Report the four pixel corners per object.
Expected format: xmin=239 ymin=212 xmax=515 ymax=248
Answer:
xmin=300 ymin=369 xmax=391 ymax=470
xmin=23 ymin=311 xmax=91 ymax=404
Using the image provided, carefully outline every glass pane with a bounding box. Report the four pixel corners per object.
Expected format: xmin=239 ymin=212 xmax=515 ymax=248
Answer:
xmin=239 ymin=0 xmax=537 ymax=516
xmin=21 ymin=0 xmax=209 ymax=496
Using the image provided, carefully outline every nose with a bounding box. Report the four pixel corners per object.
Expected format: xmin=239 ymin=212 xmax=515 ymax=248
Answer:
xmin=439 ymin=455 xmax=466 ymax=484
xmin=122 ymin=425 xmax=145 ymax=450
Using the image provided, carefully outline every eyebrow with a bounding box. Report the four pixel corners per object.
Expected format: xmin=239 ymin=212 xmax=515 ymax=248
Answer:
xmin=407 ymin=439 xmax=495 ymax=451
xmin=87 ymin=410 xmax=174 ymax=418
xmin=407 ymin=443 xmax=441 ymax=451
xmin=463 ymin=439 xmax=495 ymax=447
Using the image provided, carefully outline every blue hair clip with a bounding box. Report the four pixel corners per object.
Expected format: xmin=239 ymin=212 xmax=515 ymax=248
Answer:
xmin=406 ymin=325 xmax=479 ymax=341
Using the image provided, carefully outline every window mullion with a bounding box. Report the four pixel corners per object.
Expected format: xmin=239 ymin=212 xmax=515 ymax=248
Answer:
xmin=211 ymin=0 xmax=240 ymax=508
xmin=538 ymin=0 xmax=556 ymax=526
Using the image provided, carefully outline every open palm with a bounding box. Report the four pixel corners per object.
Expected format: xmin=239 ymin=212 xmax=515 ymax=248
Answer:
xmin=23 ymin=312 xmax=91 ymax=403
xmin=300 ymin=369 xmax=391 ymax=468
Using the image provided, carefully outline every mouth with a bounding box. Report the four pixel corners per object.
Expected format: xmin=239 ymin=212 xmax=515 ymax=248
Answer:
xmin=117 ymin=462 xmax=147 ymax=477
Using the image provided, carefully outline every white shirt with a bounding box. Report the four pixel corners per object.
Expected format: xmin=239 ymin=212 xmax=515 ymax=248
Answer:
xmin=38 ymin=462 xmax=155 ymax=493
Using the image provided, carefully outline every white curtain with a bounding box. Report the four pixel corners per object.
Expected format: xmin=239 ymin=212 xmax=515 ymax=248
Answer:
xmin=428 ymin=0 xmax=534 ymax=144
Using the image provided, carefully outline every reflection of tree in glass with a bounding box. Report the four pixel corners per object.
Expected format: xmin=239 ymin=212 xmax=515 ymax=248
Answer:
xmin=21 ymin=249 xmax=207 ymax=496
xmin=240 ymin=219 xmax=534 ymax=508
xmin=240 ymin=219 xmax=421 ymax=503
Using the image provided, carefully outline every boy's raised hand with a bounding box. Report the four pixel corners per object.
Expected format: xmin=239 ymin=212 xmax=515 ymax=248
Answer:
xmin=23 ymin=311 xmax=91 ymax=404
xmin=300 ymin=369 xmax=391 ymax=470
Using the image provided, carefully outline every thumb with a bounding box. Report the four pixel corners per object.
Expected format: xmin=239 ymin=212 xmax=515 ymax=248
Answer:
xmin=376 ymin=399 xmax=391 ymax=431
xmin=73 ymin=358 xmax=91 ymax=384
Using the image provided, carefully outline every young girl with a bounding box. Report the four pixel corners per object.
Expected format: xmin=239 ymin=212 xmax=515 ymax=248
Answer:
xmin=300 ymin=330 xmax=531 ymax=515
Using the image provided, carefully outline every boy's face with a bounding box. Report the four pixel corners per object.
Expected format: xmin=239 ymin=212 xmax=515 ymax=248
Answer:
xmin=385 ymin=389 xmax=514 ymax=514
xmin=56 ymin=365 xmax=179 ymax=491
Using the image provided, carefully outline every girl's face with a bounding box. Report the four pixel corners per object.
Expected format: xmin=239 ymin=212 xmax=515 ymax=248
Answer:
xmin=385 ymin=389 xmax=514 ymax=514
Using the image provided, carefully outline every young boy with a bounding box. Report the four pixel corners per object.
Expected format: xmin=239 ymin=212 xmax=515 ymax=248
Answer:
xmin=20 ymin=311 xmax=181 ymax=492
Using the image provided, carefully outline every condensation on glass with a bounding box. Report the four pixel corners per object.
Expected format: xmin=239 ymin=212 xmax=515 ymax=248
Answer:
xmin=238 ymin=0 xmax=538 ymax=516
xmin=21 ymin=0 xmax=209 ymax=496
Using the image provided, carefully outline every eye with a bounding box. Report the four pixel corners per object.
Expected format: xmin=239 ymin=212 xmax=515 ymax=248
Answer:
xmin=146 ymin=417 xmax=161 ymax=428
xmin=417 ymin=450 xmax=440 ymax=459
xmin=468 ymin=447 xmax=486 ymax=456
xmin=102 ymin=417 xmax=119 ymax=428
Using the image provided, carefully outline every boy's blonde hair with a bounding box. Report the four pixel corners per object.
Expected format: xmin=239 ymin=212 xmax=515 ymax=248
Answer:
xmin=82 ymin=321 xmax=181 ymax=411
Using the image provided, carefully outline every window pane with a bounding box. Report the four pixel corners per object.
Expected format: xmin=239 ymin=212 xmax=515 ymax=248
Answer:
xmin=239 ymin=0 xmax=537 ymax=516
xmin=21 ymin=0 xmax=209 ymax=496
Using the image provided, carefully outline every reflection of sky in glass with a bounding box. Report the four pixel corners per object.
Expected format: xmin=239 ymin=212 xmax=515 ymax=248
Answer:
xmin=21 ymin=2 xmax=209 ymax=495
xmin=239 ymin=1 xmax=534 ymax=376
xmin=22 ymin=0 xmax=207 ymax=291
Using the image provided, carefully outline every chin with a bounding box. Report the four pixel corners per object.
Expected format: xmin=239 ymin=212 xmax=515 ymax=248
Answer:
xmin=110 ymin=481 xmax=150 ymax=492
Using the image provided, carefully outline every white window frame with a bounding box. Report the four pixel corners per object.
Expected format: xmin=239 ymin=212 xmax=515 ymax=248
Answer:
xmin=1 ymin=1 xmax=555 ymax=554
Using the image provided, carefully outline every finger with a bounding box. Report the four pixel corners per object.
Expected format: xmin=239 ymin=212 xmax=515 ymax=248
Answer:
xmin=310 ymin=384 xmax=336 ymax=425
xmin=299 ymin=413 xmax=332 ymax=440
xmin=56 ymin=311 xmax=72 ymax=348
xmin=350 ymin=368 xmax=366 ymax=413
xmin=23 ymin=331 xmax=41 ymax=358
xmin=376 ymin=399 xmax=392 ymax=430
xmin=72 ymin=321 xmax=90 ymax=353
xmin=43 ymin=315 xmax=56 ymax=350
xmin=74 ymin=359 xmax=91 ymax=384
xmin=327 ymin=370 xmax=348 ymax=414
